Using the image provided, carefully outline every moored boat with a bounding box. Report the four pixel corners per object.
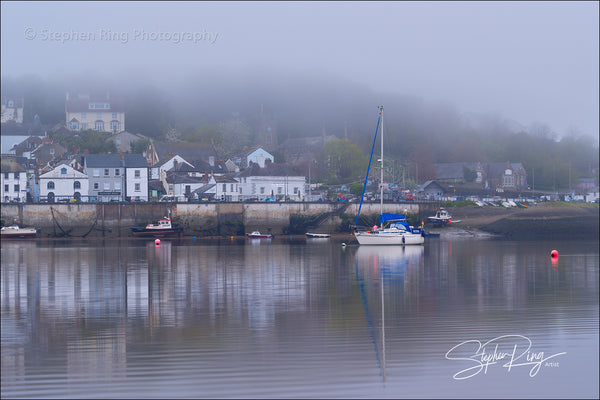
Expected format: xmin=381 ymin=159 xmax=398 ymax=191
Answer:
xmin=130 ymin=217 xmax=183 ymax=237
xmin=246 ymin=231 xmax=273 ymax=239
xmin=1 ymin=225 xmax=39 ymax=238
xmin=427 ymin=207 xmax=460 ymax=226
xmin=353 ymin=106 xmax=425 ymax=245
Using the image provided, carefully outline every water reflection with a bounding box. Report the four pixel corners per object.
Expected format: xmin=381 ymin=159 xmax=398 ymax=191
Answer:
xmin=1 ymin=238 xmax=598 ymax=398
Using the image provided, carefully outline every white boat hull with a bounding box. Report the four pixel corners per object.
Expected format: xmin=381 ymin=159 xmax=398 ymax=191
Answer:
xmin=354 ymin=230 xmax=424 ymax=245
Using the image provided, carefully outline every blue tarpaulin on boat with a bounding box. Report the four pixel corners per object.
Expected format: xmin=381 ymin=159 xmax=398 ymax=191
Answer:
xmin=380 ymin=213 xmax=406 ymax=223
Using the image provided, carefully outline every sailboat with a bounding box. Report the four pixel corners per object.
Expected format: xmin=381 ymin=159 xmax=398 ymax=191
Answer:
xmin=353 ymin=106 xmax=425 ymax=245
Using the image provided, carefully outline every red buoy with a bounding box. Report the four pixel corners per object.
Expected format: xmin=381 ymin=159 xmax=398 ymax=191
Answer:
xmin=551 ymin=250 xmax=558 ymax=259
xmin=155 ymin=239 xmax=160 ymax=246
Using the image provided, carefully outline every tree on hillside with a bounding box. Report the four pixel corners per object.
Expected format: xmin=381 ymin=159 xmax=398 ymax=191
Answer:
xmin=316 ymin=139 xmax=367 ymax=185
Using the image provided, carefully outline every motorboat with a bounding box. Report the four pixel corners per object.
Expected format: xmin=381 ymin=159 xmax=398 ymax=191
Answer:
xmin=130 ymin=217 xmax=184 ymax=237
xmin=246 ymin=231 xmax=273 ymax=239
xmin=0 ymin=225 xmax=38 ymax=238
xmin=427 ymin=208 xmax=460 ymax=226
xmin=352 ymin=106 xmax=425 ymax=245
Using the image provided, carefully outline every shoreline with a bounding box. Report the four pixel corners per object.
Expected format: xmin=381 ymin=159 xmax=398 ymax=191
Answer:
xmin=425 ymin=203 xmax=599 ymax=239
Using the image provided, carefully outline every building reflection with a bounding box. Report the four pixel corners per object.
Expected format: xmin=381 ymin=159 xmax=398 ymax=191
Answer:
xmin=1 ymin=238 xmax=597 ymax=384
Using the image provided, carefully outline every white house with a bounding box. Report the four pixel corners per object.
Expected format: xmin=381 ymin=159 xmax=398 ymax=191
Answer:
xmin=236 ymin=163 xmax=305 ymax=201
xmin=233 ymin=147 xmax=274 ymax=169
xmin=150 ymin=155 xmax=193 ymax=180
xmin=123 ymin=154 xmax=149 ymax=201
xmin=1 ymin=159 xmax=27 ymax=202
xmin=214 ymin=175 xmax=240 ymax=201
xmin=39 ymin=163 xmax=89 ymax=202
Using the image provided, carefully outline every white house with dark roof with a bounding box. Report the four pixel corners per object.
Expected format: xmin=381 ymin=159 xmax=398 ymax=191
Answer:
xmin=1 ymin=158 xmax=27 ymax=202
xmin=123 ymin=154 xmax=149 ymax=201
xmin=232 ymin=146 xmax=274 ymax=169
xmin=39 ymin=163 xmax=89 ymax=202
xmin=65 ymin=93 xmax=125 ymax=133
xmin=236 ymin=163 xmax=305 ymax=201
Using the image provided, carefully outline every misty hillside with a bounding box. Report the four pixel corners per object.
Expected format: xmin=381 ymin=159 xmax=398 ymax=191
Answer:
xmin=1 ymin=69 xmax=598 ymax=190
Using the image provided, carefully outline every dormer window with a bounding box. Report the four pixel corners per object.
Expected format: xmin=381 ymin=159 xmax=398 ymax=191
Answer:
xmin=505 ymin=169 xmax=512 ymax=175
xmin=61 ymin=168 xmax=67 ymax=175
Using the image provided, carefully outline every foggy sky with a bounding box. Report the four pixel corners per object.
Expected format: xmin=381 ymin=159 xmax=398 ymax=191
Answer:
xmin=1 ymin=1 xmax=598 ymax=139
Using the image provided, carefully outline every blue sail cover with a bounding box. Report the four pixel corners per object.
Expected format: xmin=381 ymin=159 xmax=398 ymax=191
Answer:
xmin=380 ymin=213 xmax=406 ymax=223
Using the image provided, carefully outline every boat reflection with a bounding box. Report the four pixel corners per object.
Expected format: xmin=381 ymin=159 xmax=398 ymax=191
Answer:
xmin=353 ymin=245 xmax=425 ymax=383
xmin=355 ymin=245 xmax=424 ymax=282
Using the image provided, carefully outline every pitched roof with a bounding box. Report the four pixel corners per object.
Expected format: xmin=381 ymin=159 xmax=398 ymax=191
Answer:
xmin=0 ymin=159 xmax=26 ymax=173
xmin=65 ymin=95 xmax=125 ymax=113
xmin=165 ymin=173 xmax=207 ymax=184
xmin=152 ymin=141 xmax=217 ymax=163
xmin=236 ymin=162 xmax=301 ymax=178
xmin=84 ymin=154 xmax=123 ymax=167
xmin=123 ymin=154 xmax=148 ymax=168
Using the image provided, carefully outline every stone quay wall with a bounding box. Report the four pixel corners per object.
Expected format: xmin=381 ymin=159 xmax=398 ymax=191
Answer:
xmin=1 ymin=202 xmax=434 ymax=238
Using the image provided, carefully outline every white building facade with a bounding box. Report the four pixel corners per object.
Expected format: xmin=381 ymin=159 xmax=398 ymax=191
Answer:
xmin=39 ymin=163 xmax=89 ymax=202
xmin=1 ymin=163 xmax=28 ymax=202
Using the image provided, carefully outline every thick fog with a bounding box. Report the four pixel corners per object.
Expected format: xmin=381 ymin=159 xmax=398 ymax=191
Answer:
xmin=1 ymin=1 xmax=598 ymax=139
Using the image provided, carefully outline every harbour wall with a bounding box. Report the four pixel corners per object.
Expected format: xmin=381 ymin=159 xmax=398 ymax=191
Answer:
xmin=0 ymin=202 xmax=435 ymax=238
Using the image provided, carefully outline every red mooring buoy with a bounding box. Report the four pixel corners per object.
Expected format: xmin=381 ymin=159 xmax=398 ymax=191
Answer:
xmin=155 ymin=239 xmax=161 ymax=246
xmin=551 ymin=250 xmax=558 ymax=259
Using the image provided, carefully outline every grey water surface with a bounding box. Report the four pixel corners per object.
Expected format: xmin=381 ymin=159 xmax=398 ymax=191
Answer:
xmin=1 ymin=236 xmax=598 ymax=398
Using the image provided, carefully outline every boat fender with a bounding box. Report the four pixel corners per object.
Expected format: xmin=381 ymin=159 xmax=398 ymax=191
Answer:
xmin=421 ymin=230 xmax=425 ymax=237
xmin=402 ymin=236 xmax=405 ymax=244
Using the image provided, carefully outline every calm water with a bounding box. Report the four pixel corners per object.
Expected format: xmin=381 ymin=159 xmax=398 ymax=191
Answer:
xmin=1 ymin=236 xmax=598 ymax=399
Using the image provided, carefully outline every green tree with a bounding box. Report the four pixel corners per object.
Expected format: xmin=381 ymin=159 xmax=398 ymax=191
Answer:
xmin=316 ymin=139 xmax=367 ymax=185
xmin=130 ymin=138 xmax=150 ymax=154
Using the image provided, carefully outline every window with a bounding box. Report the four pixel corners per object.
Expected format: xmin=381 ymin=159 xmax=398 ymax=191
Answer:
xmin=260 ymin=187 xmax=265 ymax=194
xmin=134 ymin=170 xmax=140 ymax=178
xmin=69 ymin=122 xmax=79 ymax=130
xmin=14 ymin=184 xmax=19 ymax=192
xmin=74 ymin=181 xmax=81 ymax=189
xmin=104 ymin=169 xmax=109 ymax=176
xmin=110 ymin=121 xmax=120 ymax=131
xmin=4 ymin=172 xmax=8 ymax=179
xmin=95 ymin=121 xmax=104 ymax=131
xmin=231 ymin=184 xmax=234 ymax=192
xmin=94 ymin=183 xmax=99 ymax=190
xmin=294 ymin=187 xmax=298 ymax=194
xmin=81 ymin=113 xmax=87 ymax=119
xmin=114 ymin=182 xmax=120 ymax=190
xmin=4 ymin=185 xmax=8 ymax=192
xmin=47 ymin=181 xmax=55 ymax=189
xmin=104 ymin=182 xmax=110 ymax=190
xmin=112 ymin=112 xmax=117 ymax=119
xmin=61 ymin=168 xmax=67 ymax=175
xmin=223 ymin=183 xmax=227 ymax=192
xmin=135 ymin=183 xmax=140 ymax=192
xmin=115 ymin=169 xmax=120 ymax=176
xmin=81 ymin=123 xmax=87 ymax=130
xmin=14 ymin=172 xmax=20 ymax=179
xmin=277 ymin=187 xmax=282 ymax=194
xmin=93 ymin=169 xmax=100 ymax=177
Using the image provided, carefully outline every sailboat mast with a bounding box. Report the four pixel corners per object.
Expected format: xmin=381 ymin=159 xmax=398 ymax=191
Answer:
xmin=380 ymin=106 xmax=384 ymax=216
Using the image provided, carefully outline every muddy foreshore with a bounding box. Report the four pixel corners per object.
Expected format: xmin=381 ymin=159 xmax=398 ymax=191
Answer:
xmin=428 ymin=203 xmax=599 ymax=239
